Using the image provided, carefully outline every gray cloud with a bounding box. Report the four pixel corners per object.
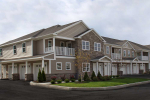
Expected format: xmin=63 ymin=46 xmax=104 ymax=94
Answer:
xmin=0 ymin=0 xmax=150 ymax=45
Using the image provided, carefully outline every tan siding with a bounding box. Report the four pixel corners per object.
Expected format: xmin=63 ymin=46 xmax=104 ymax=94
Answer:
xmin=35 ymin=39 xmax=43 ymax=55
xmin=58 ymin=23 xmax=88 ymax=38
xmin=0 ymin=41 xmax=32 ymax=59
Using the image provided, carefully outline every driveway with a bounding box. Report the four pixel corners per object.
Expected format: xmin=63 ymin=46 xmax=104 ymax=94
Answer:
xmin=0 ymin=78 xmax=150 ymax=100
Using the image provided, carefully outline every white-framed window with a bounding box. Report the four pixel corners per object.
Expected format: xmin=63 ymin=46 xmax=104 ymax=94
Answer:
xmin=82 ymin=63 xmax=90 ymax=72
xmin=119 ymin=49 xmax=121 ymax=53
xmin=94 ymin=42 xmax=101 ymax=51
xmin=66 ymin=62 xmax=71 ymax=70
xmin=132 ymin=51 xmax=134 ymax=57
xmin=128 ymin=50 xmax=130 ymax=57
xmin=22 ymin=42 xmax=26 ymax=53
xmin=13 ymin=45 xmax=17 ymax=55
xmin=48 ymin=40 xmax=52 ymax=47
xmin=60 ymin=41 xmax=65 ymax=47
xmin=82 ymin=40 xmax=90 ymax=50
xmin=106 ymin=46 xmax=110 ymax=54
xmin=66 ymin=42 xmax=72 ymax=48
xmin=56 ymin=62 xmax=62 ymax=70
xmin=0 ymin=48 xmax=2 ymax=56
xmin=124 ymin=50 xmax=126 ymax=57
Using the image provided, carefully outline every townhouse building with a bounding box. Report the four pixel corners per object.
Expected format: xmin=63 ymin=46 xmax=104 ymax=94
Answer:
xmin=0 ymin=20 xmax=149 ymax=81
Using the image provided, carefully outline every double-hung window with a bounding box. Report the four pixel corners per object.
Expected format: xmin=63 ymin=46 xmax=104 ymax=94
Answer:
xmin=13 ymin=45 xmax=17 ymax=54
xmin=82 ymin=63 xmax=90 ymax=72
xmin=94 ymin=42 xmax=101 ymax=51
xmin=106 ymin=46 xmax=110 ymax=54
xmin=66 ymin=62 xmax=71 ymax=70
xmin=132 ymin=51 xmax=134 ymax=57
xmin=124 ymin=50 xmax=126 ymax=57
xmin=82 ymin=40 xmax=90 ymax=50
xmin=56 ymin=62 xmax=62 ymax=70
xmin=128 ymin=50 xmax=130 ymax=57
xmin=0 ymin=49 xmax=2 ymax=56
xmin=22 ymin=42 xmax=26 ymax=53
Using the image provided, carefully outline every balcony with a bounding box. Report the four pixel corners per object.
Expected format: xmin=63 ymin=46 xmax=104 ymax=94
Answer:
xmin=138 ymin=56 xmax=148 ymax=61
xmin=45 ymin=46 xmax=75 ymax=56
xmin=112 ymin=53 xmax=121 ymax=59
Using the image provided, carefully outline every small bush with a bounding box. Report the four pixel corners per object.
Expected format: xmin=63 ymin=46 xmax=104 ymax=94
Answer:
xmin=65 ymin=79 xmax=69 ymax=83
xmin=116 ymin=77 xmax=125 ymax=79
xmin=84 ymin=72 xmax=90 ymax=81
xmin=51 ymin=80 xmax=55 ymax=84
xmin=116 ymin=75 xmax=120 ymax=78
xmin=51 ymin=76 xmax=57 ymax=81
xmin=42 ymin=68 xmax=46 ymax=81
xmin=85 ymin=77 xmax=90 ymax=82
xmin=112 ymin=75 xmax=116 ymax=78
xmin=97 ymin=71 xmax=102 ymax=80
xmin=57 ymin=80 xmax=62 ymax=84
xmin=71 ymin=79 xmax=75 ymax=82
xmin=60 ymin=75 xmax=66 ymax=81
xmin=91 ymin=71 xmax=96 ymax=80
xmin=93 ymin=77 xmax=99 ymax=81
xmin=101 ymin=76 xmax=107 ymax=81
xmin=78 ymin=78 xmax=81 ymax=82
xmin=38 ymin=69 xmax=43 ymax=82
xmin=70 ymin=75 xmax=75 ymax=80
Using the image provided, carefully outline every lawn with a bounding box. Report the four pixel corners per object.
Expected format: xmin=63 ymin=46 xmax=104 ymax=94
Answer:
xmin=54 ymin=78 xmax=149 ymax=87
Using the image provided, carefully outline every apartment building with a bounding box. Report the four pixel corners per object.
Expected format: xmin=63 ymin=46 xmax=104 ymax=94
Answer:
xmin=0 ymin=20 xmax=149 ymax=81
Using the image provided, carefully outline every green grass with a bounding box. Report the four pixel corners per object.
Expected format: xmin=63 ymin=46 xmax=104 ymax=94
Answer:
xmin=54 ymin=78 xmax=149 ymax=87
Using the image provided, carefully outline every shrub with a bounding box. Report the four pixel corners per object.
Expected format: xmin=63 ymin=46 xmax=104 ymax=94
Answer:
xmin=101 ymin=76 xmax=107 ymax=81
xmin=70 ymin=75 xmax=75 ymax=80
xmin=78 ymin=78 xmax=81 ymax=82
xmin=42 ymin=68 xmax=46 ymax=81
xmin=97 ymin=70 xmax=102 ymax=80
xmin=57 ymin=80 xmax=62 ymax=84
xmin=93 ymin=77 xmax=98 ymax=81
xmin=51 ymin=80 xmax=55 ymax=84
xmin=65 ymin=79 xmax=69 ymax=83
xmin=84 ymin=72 xmax=90 ymax=81
xmin=116 ymin=77 xmax=125 ymax=79
xmin=85 ymin=77 xmax=90 ymax=82
xmin=60 ymin=75 xmax=66 ymax=81
xmin=71 ymin=79 xmax=75 ymax=82
xmin=38 ymin=69 xmax=43 ymax=82
xmin=91 ymin=71 xmax=96 ymax=80
xmin=51 ymin=76 xmax=57 ymax=81
xmin=116 ymin=75 xmax=120 ymax=78
xmin=112 ymin=75 xmax=116 ymax=78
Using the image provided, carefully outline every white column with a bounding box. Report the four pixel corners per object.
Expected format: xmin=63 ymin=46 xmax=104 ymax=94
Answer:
xmin=0 ymin=64 xmax=2 ymax=79
xmin=31 ymin=40 xmax=33 ymax=56
xmin=49 ymin=60 xmax=51 ymax=74
xmin=12 ymin=62 xmax=14 ymax=74
xmin=42 ymin=59 xmax=44 ymax=69
xmin=136 ymin=62 xmax=138 ymax=74
xmin=53 ymin=37 xmax=55 ymax=52
xmin=25 ymin=61 xmax=28 ymax=74
xmin=130 ymin=62 xmax=132 ymax=74
xmin=108 ymin=63 xmax=109 ymax=76
xmin=96 ymin=62 xmax=98 ymax=75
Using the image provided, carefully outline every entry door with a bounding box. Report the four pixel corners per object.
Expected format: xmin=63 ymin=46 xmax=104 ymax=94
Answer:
xmin=112 ymin=64 xmax=117 ymax=75
xmin=20 ymin=65 xmax=25 ymax=79
xmin=3 ymin=65 xmax=6 ymax=78
xmin=127 ymin=64 xmax=130 ymax=74
xmin=104 ymin=63 xmax=108 ymax=76
xmin=120 ymin=64 xmax=126 ymax=75
xmin=133 ymin=64 xmax=137 ymax=74
xmin=140 ymin=64 xmax=145 ymax=72
xmin=99 ymin=63 xmax=103 ymax=76
xmin=8 ymin=66 xmax=12 ymax=79
xmin=93 ymin=63 xmax=97 ymax=75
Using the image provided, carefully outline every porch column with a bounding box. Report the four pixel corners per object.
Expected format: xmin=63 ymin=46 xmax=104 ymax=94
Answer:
xmin=42 ymin=59 xmax=44 ymax=69
xmin=108 ymin=63 xmax=109 ymax=76
xmin=12 ymin=62 xmax=14 ymax=74
xmin=25 ymin=61 xmax=28 ymax=74
xmin=49 ymin=60 xmax=51 ymax=74
xmin=142 ymin=63 xmax=144 ymax=72
xmin=0 ymin=64 xmax=2 ymax=79
xmin=136 ymin=62 xmax=138 ymax=74
xmin=96 ymin=62 xmax=98 ymax=75
xmin=130 ymin=62 xmax=132 ymax=75
xmin=53 ymin=37 xmax=55 ymax=56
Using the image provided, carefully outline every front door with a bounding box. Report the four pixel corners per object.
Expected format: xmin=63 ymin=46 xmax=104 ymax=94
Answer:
xmin=104 ymin=63 xmax=108 ymax=76
xmin=112 ymin=64 xmax=117 ymax=75
xmin=3 ymin=65 xmax=6 ymax=78
xmin=20 ymin=65 xmax=25 ymax=79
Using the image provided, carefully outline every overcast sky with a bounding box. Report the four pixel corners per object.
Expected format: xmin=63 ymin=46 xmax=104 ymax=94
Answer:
xmin=0 ymin=0 xmax=150 ymax=45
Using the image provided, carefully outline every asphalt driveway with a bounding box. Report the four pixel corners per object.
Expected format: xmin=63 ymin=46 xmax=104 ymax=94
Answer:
xmin=0 ymin=76 xmax=150 ymax=100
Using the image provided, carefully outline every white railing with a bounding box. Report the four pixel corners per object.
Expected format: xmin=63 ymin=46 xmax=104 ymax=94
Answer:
xmin=45 ymin=47 xmax=53 ymax=53
xmin=138 ymin=56 xmax=148 ymax=61
xmin=112 ymin=53 xmax=121 ymax=59
xmin=55 ymin=46 xmax=75 ymax=56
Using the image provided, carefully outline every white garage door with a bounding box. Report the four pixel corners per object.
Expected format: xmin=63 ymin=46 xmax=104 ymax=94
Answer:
xmin=127 ymin=64 xmax=130 ymax=74
xmin=20 ymin=64 xmax=31 ymax=80
xmin=140 ymin=64 xmax=145 ymax=73
xmin=112 ymin=64 xmax=117 ymax=75
xmin=133 ymin=64 xmax=137 ymax=74
xmin=33 ymin=63 xmax=47 ymax=81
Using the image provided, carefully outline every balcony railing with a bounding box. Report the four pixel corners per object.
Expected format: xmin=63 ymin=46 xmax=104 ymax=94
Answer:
xmin=55 ymin=46 xmax=75 ymax=56
xmin=45 ymin=47 xmax=53 ymax=53
xmin=138 ymin=56 xmax=148 ymax=61
xmin=112 ymin=53 xmax=121 ymax=59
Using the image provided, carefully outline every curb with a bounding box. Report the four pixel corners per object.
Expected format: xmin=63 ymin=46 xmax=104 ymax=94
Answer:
xmin=30 ymin=80 xmax=150 ymax=91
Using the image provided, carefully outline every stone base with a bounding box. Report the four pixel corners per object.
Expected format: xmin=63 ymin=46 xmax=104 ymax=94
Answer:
xmin=139 ymin=70 xmax=143 ymax=74
xmin=118 ymin=71 xmax=123 ymax=76
xmin=46 ymin=73 xmax=76 ymax=81
xmin=25 ymin=74 xmax=33 ymax=81
xmin=12 ymin=74 xmax=19 ymax=80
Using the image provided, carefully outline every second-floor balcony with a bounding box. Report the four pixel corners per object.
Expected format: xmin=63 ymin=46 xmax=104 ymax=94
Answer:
xmin=45 ymin=46 xmax=75 ymax=56
xmin=138 ymin=56 xmax=148 ymax=61
xmin=112 ymin=53 xmax=121 ymax=59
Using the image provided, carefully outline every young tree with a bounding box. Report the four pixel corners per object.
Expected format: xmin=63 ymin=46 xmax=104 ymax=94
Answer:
xmin=38 ymin=69 xmax=42 ymax=82
xmin=42 ymin=68 xmax=46 ymax=81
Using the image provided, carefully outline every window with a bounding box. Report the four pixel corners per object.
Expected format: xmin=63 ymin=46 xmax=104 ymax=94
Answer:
xmin=60 ymin=41 xmax=65 ymax=47
xmin=94 ymin=42 xmax=101 ymax=51
xmin=82 ymin=40 xmax=90 ymax=50
xmin=132 ymin=51 xmax=134 ymax=57
xmin=13 ymin=45 xmax=17 ymax=54
xmin=82 ymin=63 xmax=90 ymax=72
xmin=119 ymin=49 xmax=121 ymax=53
xmin=124 ymin=50 xmax=126 ymax=57
xmin=22 ymin=42 xmax=26 ymax=53
xmin=0 ymin=48 xmax=2 ymax=56
xmin=66 ymin=62 xmax=71 ymax=70
xmin=48 ymin=40 xmax=52 ymax=47
xmin=66 ymin=42 xmax=72 ymax=48
xmin=106 ymin=46 xmax=110 ymax=54
xmin=128 ymin=50 xmax=130 ymax=57
xmin=56 ymin=62 xmax=62 ymax=70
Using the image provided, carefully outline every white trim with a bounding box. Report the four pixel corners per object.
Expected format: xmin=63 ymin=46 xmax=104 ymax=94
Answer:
xmin=56 ymin=56 xmax=76 ymax=59
xmin=31 ymin=40 xmax=33 ymax=56
xmin=122 ymin=41 xmax=136 ymax=51
xmin=99 ymin=56 xmax=112 ymax=62
xmin=49 ymin=60 xmax=51 ymax=74
xmin=55 ymin=36 xmax=75 ymax=41
xmin=22 ymin=42 xmax=26 ymax=53
xmin=128 ymin=50 xmax=131 ymax=57
xmin=132 ymin=51 xmax=134 ymax=57
xmin=13 ymin=45 xmax=17 ymax=55
xmin=60 ymin=41 xmax=65 ymax=47
xmin=66 ymin=41 xmax=72 ymax=48
xmin=66 ymin=62 xmax=71 ymax=70
xmin=82 ymin=40 xmax=90 ymax=50
xmin=82 ymin=63 xmax=90 ymax=72
xmin=48 ymin=40 xmax=52 ymax=47
xmin=106 ymin=46 xmax=110 ymax=54
xmin=56 ymin=62 xmax=62 ymax=70
xmin=123 ymin=50 xmax=126 ymax=57
xmin=43 ymin=39 xmax=45 ymax=53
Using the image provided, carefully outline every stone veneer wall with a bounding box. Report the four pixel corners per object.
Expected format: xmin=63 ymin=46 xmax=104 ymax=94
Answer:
xmin=12 ymin=74 xmax=19 ymax=80
xmin=74 ymin=31 xmax=105 ymax=77
xmin=46 ymin=73 xmax=76 ymax=81
xmin=25 ymin=74 xmax=33 ymax=81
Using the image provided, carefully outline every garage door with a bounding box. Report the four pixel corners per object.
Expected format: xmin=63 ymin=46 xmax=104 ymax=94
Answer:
xmin=127 ymin=64 xmax=130 ymax=74
xmin=133 ymin=64 xmax=137 ymax=74
xmin=112 ymin=64 xmax=117 ymax=75
xmin=120 ymin=64 xmax=126 ymax=75
xmin=20 ymin=64 xmax=31 ymax=80
xmin=140 ymin=64 xmax=145 ymax=73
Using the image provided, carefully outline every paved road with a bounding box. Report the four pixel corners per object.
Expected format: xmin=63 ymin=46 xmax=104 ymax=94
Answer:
xmin=0 ymin=78 xmax=150 ymax=100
